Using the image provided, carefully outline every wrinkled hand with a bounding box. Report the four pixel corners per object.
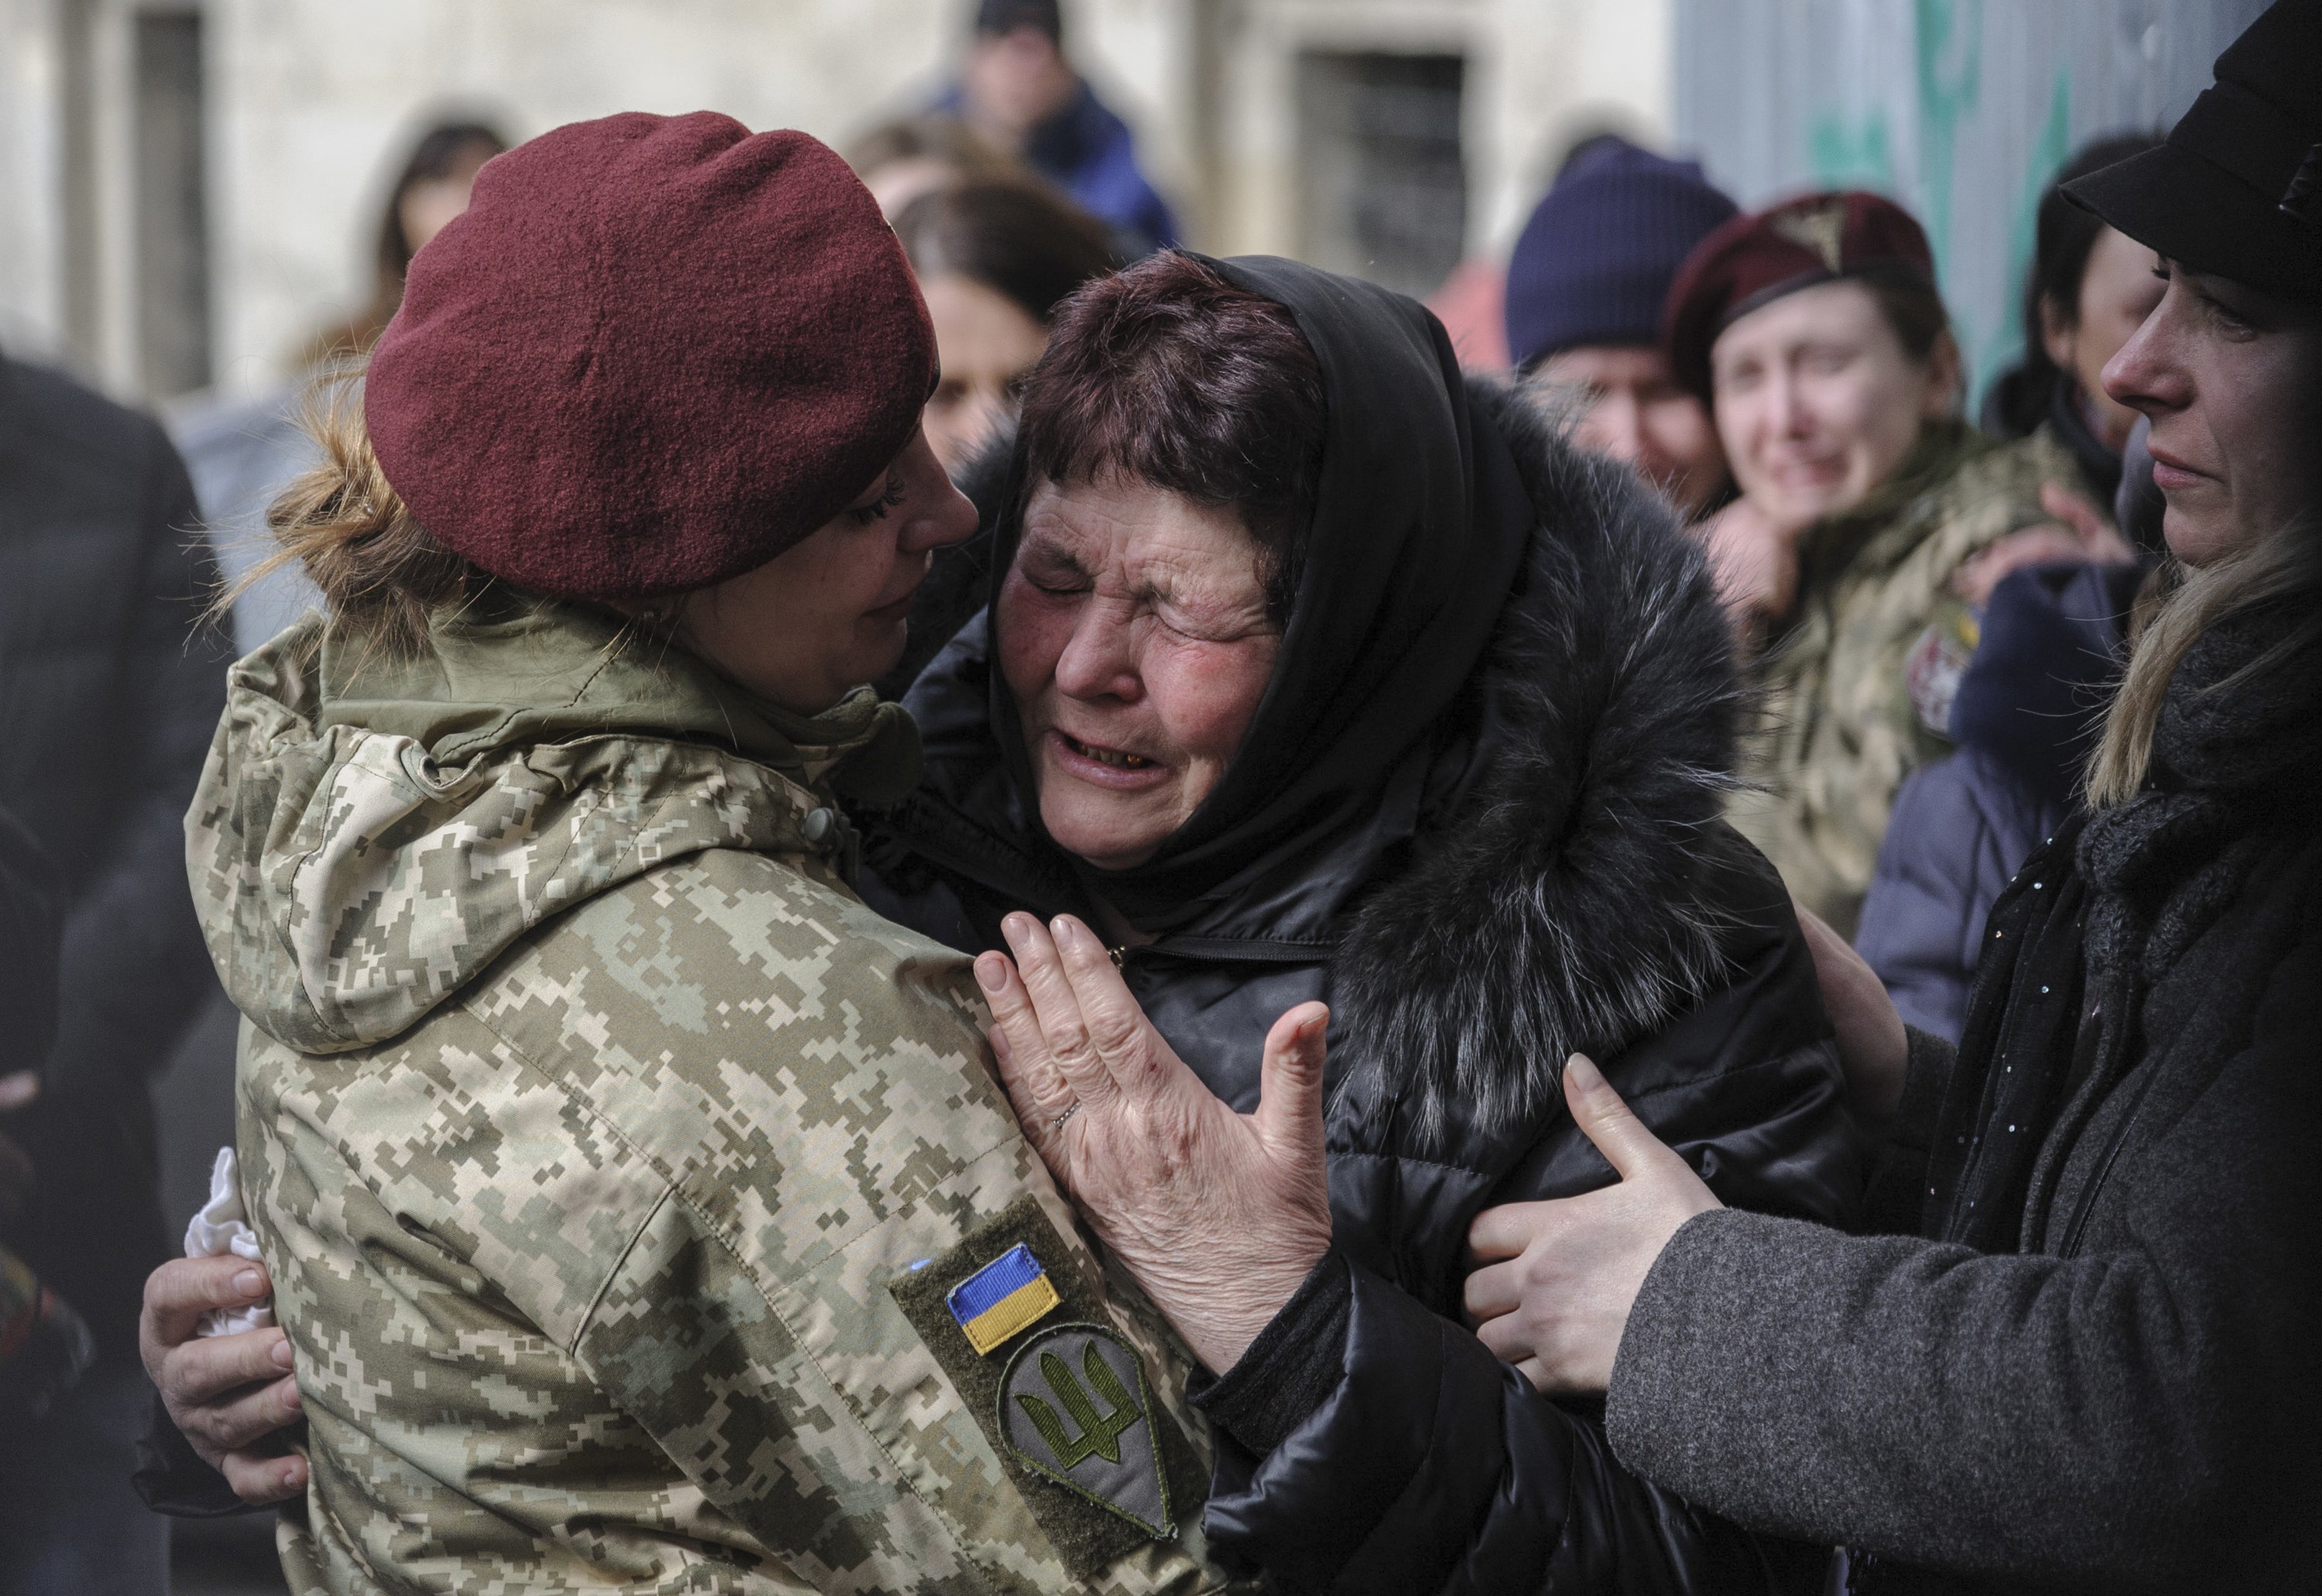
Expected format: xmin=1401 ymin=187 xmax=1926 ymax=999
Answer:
xmin=1465 ymin=1055 xmax=1718 ymax=1394
xmin=1950 ymin=483 xmax=2137 ymax=608
xmin=139 ymin=1255 xmax=307 ymax=1503
xmin=1792 ymin=897 xmax=1909 ymax=1130
xmin=1695 ymin=495 xmax=1807 ymax=643
xmin=977 ymin=913 xmax=1333 ymax=1374
xmin=0 ymin=1071 xmax=36 ymax=1225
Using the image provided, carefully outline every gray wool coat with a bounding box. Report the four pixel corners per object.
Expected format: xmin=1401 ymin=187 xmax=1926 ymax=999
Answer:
xmin=1603 ymin=599 xmax=2322 ymax=1593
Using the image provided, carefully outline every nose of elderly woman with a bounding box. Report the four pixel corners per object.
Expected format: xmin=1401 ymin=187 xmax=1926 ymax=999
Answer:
xmin=1052 ymin=597 xmax=1146 ymax=704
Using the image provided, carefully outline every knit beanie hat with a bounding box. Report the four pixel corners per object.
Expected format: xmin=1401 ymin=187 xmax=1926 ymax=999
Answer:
xmin=1502 ymin=136 xmax=1738 ymax=371
xmin=365 ymin=112 xmax=936 ymax=601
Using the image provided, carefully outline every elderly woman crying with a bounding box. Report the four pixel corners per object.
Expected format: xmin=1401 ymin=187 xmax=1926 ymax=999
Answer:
xmin=865 ymin=252 xmax=1858 ymax=1591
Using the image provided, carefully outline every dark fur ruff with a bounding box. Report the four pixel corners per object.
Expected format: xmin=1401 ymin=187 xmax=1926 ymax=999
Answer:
xmin=1328 ymin=382 xmax=1748 ymax=1157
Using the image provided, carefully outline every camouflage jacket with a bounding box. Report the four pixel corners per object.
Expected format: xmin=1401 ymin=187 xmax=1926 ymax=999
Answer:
xmin=187 ymin=596 xmax=1236 ymax=1595
xmin=1727 ymin=420 xmax=2080 ymax=937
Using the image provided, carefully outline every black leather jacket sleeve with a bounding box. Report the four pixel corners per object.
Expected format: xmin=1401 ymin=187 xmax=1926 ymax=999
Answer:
xmin=1198 ymin=1261 xmax=1825 ymax=1594
xmin=1194 ymin=852 xmax=1852 ymax=1594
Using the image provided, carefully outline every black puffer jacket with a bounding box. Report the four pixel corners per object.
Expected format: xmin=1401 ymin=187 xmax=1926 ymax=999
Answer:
xmin=864 ymin=386 xmax=1859 ymax=1592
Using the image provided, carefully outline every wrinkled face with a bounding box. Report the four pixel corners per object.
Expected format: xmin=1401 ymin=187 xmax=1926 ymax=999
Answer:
xmin=996 ymin=477 xmax=1282 ymax=871
xmin=1710 ymin=279 xmax=1957 ymax=529
xmin=1527 ymin=344 xmax=1728 ymax=515
xmin=673 ymin=426 xmax=977 ymax=714
xmin=2042 ymin=225 xmax=2163 ymax=452
xmin=922 ymin=274 xmax=1051 ymax=476
xmin=2103 ymin=262 xmax=2322 ymax=568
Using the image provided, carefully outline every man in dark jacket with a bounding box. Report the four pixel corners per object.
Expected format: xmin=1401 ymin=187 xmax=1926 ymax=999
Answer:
xmin=940 ymin=0 xmax=1180 ymax=256
xmin=0 ymin=349 xmax=231 ymax=1592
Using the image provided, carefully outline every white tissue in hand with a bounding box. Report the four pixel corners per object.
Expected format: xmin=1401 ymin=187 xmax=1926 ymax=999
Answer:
xmin=184 ymin=1146 xmax=274 ymax=1337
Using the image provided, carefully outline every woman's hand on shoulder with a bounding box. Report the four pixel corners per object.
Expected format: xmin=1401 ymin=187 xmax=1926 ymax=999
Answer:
xmin=1694 ymin=496 xmax=1807 ymax=644
xmin=1793 ymin=896 xmax=1909 ymax=1131
xmin=975 ymin=913 xmax=1332 ymax=1375
xmin=1464 ymin=1055 xmax=1719 ymax=1394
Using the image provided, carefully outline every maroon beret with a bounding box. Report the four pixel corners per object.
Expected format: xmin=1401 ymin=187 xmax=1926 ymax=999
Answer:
xmin=365 ymin=112 xmax=935 ymax=599
xmin=1661 ymin=190 xmax=1937 ymax=400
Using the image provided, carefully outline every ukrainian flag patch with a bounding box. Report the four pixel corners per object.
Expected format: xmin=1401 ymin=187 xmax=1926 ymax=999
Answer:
xmin=947 ymin=1243 xmax=1061 ymax=1355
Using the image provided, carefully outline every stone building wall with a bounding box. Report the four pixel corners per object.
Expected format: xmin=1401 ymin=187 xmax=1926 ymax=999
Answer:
xmin=0 ymin=0 xmax=1670 ymax=404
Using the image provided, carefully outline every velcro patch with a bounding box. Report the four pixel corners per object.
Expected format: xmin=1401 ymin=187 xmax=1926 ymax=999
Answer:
xmin=947 ymin=1244 xmax=1060 ymax=1355
xmin=889 ymin=1195 xmax=1207 ymax=1583
xmin=1001 ymin=1324 xmax=1173 ymax=1538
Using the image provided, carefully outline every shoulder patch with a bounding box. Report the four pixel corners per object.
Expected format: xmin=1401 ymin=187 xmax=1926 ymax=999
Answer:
xmin=1000 ymin=1323 xmax=1173 ymax=1538
xmin=947 ymin=1243 xmax=1060 ymax=1355
xmin=889 ymin=1194 xmax=1207 ymax=1582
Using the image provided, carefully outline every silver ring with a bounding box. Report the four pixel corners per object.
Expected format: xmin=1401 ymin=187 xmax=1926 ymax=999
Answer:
xmin=1051 ymin=1103 xmax=1081 ymax=1132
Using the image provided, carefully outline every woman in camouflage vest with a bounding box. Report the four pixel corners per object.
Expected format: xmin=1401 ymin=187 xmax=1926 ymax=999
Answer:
xmin=1666 ymin=192 xmax=2119 ymax=937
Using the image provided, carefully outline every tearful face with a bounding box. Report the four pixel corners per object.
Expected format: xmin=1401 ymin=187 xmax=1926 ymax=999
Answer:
xmin=995 ymin=478 xmax=1283 ymax=871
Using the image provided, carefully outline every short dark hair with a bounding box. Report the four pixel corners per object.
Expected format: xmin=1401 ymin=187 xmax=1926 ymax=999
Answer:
xmin=892 ymin=177 xmax=1118 ymax=327
xmin=975 ymin=0 xmax=1062 ymax=43
xmin=1015 ymin=252 xmax=1327 ymax=625
xmin=1857 ymin=265 xmax=1952 ymax=364
xmin=1988 ymin=132 xmax=2161 ymax=436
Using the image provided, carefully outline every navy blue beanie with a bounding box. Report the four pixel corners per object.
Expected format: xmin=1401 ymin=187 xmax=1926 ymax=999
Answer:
xmin=1504 ymin=137 xmax=1738 ymax=370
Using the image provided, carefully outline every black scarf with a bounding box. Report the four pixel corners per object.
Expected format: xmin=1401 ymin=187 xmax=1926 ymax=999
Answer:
xmin=986 ymin=255 xmax=1536 ymax=932
xmin=1933 ymin=591 xmax=2322 ymax=1252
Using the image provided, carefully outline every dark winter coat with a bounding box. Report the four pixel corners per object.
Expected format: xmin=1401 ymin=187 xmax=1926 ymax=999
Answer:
xmin=0 ymin=353 xmax=230 ymax=1364
xmin=1606 ymin=595 xmax=2322 ymax=1592
xmin=865 ymin=385 xmax=1859 ymax=1593
xmin=1855 ymin=560 xmax=2142 ymax=1040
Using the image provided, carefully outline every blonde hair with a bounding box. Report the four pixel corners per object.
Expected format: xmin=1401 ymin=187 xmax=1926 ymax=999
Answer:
xmin=2084 ymin=515 xmax=2318 ymax=807
xmin=222 ymin=363 xmax=483 ymax=661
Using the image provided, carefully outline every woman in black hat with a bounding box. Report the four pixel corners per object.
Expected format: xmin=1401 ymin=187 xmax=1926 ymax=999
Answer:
xmin=979 ymin=1 xmax=2322 ymax=1589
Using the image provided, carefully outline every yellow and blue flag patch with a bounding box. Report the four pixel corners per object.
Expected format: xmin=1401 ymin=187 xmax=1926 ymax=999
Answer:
xmin=947 ymin=1243 xmax=1061 ymax=1355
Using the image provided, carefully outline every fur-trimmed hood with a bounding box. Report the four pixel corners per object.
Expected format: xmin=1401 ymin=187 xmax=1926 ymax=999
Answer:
xmin=1324 ymin=381 xmax=1744 ymax=1158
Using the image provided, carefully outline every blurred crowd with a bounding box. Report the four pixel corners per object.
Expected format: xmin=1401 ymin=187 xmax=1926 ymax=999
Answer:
xmin=0 ymin=0 xmax=2315 ymax=1592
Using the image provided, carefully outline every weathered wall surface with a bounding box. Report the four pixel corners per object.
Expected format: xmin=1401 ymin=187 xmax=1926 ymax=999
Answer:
xmin=0 ymin=0 xmax=1669 ymax=403
xmin=1673 ymin=0 xmax=2265 ymax=397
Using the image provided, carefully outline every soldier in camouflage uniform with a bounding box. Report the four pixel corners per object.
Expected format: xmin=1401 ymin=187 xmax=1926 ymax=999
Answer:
xmin=1724 ymin=420 xmax=2083 ymax=935
xmin=1663 ymin=191 xmax=2096 ymax=936
xmin=178 ymin=113 xmax=1241 ymax=1594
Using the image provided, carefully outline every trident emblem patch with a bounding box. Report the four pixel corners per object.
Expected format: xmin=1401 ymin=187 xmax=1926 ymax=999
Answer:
xmin=997 ymin=1323 xmax=1175 ymax=1538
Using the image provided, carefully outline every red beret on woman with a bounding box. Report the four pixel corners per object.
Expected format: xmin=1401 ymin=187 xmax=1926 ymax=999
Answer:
xmin=1661 ymin=190 xmax=1935 ymax=399
xmin=365 ymin=111 xmax=936 ymax=599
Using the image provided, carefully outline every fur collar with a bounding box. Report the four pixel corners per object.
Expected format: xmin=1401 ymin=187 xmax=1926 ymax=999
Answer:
xmin=1327 ymin=381 xmax=1746 ymax=1158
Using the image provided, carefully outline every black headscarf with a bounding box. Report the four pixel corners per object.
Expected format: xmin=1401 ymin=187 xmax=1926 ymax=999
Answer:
xmin=987 ymin=255 xmax=1536 ymax=931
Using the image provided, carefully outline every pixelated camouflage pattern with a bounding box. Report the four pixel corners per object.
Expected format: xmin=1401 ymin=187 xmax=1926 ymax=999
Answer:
xmin=1727 ymin=423 xmax=2081 ymax=937
xmin=187 ymin=602 xmax=1237 ymax=1594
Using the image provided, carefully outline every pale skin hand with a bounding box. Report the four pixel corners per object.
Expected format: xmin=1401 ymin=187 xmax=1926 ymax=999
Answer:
xmin=975 ymin=912 xmax=1333 ymax=1374
xmin=1464 ymin=1054 xmax=1719 ymax=1394
xmin=1693 ymin=495 xmax=1807 ymax=643
xmin=1791 ymin=896 xmax=1909 ymax=1131
xmin=1949 ymin=482 xmax=2138 ymax=608
xmin=139 ymin=1255 xmax=307 ymax=1504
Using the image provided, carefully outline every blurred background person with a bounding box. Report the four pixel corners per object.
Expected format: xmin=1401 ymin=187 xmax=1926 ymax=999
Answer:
xmin=877 ymin=173 xmax=1117 ymax=697
xmin=1981 ymin=132 xmax=2167 ymax=507
xmin=940 ymin=0 xmax=1179 ymax=255
xmin=1666 ymin=192 xmax=2112 ymax=935
xmin=0 ymin=803 xmax=91 ymax=1434
xmin=895 ymin=175 xmax=1118 ymax=475
xmin=173 ymin=119 xmax=509 ymax=657
xmin=1855 ymin=133 xmax=2171 ymax=1041
xmin=845 ymin=113 xmax=1020 ymax=217
xmin=0 ymin=341 xmax=231 ymax=1595
xmin=1504 ymin=133 xmax=1739 ymax=519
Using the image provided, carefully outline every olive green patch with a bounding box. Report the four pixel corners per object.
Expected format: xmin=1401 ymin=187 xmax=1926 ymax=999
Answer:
xmin=999 ymin=1324 xmax=1173 ymax=1538
xmin=889 ymin=1195 xmax=1205 ymax=1581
